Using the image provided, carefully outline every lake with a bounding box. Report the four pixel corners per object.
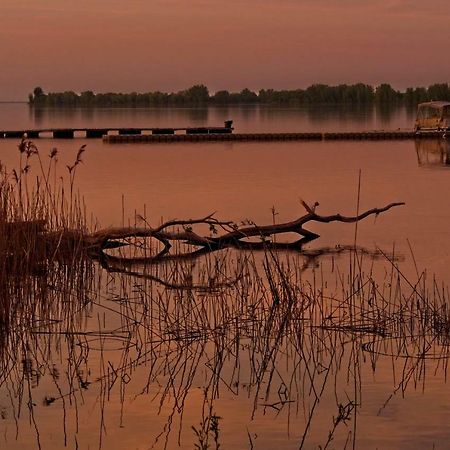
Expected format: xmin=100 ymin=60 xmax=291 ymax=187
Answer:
xmin=0 ymin=103 xmax=449 ymax=449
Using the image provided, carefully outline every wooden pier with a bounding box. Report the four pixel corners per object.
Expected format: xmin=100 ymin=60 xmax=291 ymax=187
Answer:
xmin=0 ymin=122 xmax=447 ymax=143
xmin=0 ymin=122 xmax=234 ymax=140
xmin=103 ymin=130 xmax=447 ymax=143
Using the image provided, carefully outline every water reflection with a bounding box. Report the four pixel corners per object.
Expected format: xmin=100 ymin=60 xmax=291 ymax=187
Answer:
xmin=1 ymin=104 xmax=450 ymax=448
xmin=25 ymin=103 xmax=414 ymax=133
xmin=416 ymin=138 xmax=450 ymax=167
xmin=302 ymin=103 xmax=374 ymax=124
xmin=2 ymin=237 xmax=450 ymax=449
xmin=29 ymin=106 xmax=210 ymax=128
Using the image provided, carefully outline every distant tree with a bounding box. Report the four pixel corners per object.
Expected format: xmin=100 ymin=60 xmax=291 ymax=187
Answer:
xmin=27 ymin=82 xmax=449 ymax=107
xmin=427 ymin=83 xmax=450 ymax=102
xmin=350 ymin=83 xmax=374 ymax=103
xmin=29 ymin=87 xmax=46 ymax=104
xmin=375 ymin=84 xmax=400 ymax=103
xmin=182 ymin=85 xmax=209 ymax=104
xmin=238 ymin=88 xmax=258 ymax=103
xmin=305 ymin=84 xmax=330 ymax=103
xmin=33 ymin=87 xmax=45 ymax=98
xmin=212 ymin=90 xmax=231 ymax=104
xmin=80 ymin=90 xmax=95 ymax=106
xmin=404 ymin=87 xmax=428 ymax=104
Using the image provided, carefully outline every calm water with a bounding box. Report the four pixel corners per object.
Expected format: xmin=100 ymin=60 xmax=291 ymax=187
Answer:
xmin=0 ymin=104 xmax=445 ymax=277
xmin=0 ymin=104 xmax=449 ymax=449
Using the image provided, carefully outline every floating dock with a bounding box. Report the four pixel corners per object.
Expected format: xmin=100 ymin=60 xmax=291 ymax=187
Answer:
xmin=0 ymin=123 xmax=447 ymax=143
xmin=0 ymin=123 xmax=234 ymax=140
xmin=103 ymin=130 xmax=447 ymax=143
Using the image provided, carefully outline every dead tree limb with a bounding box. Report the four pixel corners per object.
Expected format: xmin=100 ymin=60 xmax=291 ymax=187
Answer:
xmin=28 ymin=200 xmax=404 ymax=266
xmin=13 ymin=201 xmax=403 ymax=289
xmin=78 ymin=201 xmax=405 ymax=261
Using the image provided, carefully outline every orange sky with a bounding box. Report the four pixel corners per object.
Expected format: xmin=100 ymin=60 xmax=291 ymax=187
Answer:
xmin=1 ymin=0 xmax=449 ymax=100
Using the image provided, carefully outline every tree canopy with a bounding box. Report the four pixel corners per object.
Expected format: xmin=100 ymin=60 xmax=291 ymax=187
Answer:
xmin=28 ymin=83 xmax=450 ymax=107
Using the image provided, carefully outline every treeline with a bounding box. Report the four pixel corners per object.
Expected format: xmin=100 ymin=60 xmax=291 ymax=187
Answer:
xmin=29 ymin=83 xmax=450 ymax=107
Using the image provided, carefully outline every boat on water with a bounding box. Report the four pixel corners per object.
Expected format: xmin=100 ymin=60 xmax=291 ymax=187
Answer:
xmin=415 ymin=101 xmax=450 ymax=134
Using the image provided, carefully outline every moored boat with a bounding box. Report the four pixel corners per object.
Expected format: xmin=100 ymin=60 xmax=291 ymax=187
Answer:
xmin=415 ymin=101 xmax=450 ymax=135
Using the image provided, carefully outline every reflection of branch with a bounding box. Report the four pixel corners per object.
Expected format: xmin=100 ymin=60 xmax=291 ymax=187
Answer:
xmin=112 ymin=243 xmax=401 ymax=266
xmin=38 ymin=202 xmax=404 ymax=265
xmin=81 ymin=201 xmax=404 ymax=262
xmin=98 ymin=256 xmax=243 ymax=291
xmin=96 ymin=244 xmax=403 ymax=289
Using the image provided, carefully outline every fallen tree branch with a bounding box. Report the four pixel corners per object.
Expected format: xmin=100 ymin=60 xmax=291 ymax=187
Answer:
xmin=16 ymin=200 xmax=403 ymax=267
xmin=81 ymin=201 xmax=405 ymax=261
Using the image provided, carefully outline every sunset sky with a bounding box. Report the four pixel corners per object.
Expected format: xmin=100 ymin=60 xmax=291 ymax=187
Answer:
xmin=1 ymin=0 xmax=449 ymax=100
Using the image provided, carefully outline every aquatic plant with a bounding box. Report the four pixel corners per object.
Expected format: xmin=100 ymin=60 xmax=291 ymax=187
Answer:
xmin=1 ymin=140 xmax=447 ymax=449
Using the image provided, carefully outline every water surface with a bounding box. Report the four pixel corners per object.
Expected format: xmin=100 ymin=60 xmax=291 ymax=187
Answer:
xmin=0 ymin=103 xmax=449 ymax=449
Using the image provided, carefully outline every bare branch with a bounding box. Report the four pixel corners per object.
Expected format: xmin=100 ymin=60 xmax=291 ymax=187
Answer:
xmin=38 ymin=201 xmax=405 ymax=263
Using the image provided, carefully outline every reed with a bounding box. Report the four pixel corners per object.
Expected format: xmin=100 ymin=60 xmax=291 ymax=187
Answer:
xmin=0 ymin=141 xmax=448 ymax=449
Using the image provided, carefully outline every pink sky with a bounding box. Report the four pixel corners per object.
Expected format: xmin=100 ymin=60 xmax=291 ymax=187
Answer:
xmin=1 ymin=0 xmax=449 ymax=100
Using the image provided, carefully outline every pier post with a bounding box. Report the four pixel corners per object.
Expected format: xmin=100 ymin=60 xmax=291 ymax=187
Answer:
xmin=152 ymin=128 xmax=175 ymax=135
xmin=86 ymin=129 xmax=109 ymax=138
xmin=118 ymin=129 xmax=142 ymax=135
xmin=4 ymin=131 xmax=26 ymax=138
xmin=208 ymin=127 xmax=233 ymax=134
xmin=53 ymin=129 xmax=74 ymax=139
xmin=186 ymin=128 xmax=209 ymax=134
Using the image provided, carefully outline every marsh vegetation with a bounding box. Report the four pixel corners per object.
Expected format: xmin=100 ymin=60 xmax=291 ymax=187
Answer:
xmin=0 ymin=141 xmax=449 ymax=449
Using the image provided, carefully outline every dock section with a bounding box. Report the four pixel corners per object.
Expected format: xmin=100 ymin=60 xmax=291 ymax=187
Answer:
xmin=0 ymin=120 xmax=235 ymax=140
xmin=104 ymin=132 xmax=323 ymax=143
xmin=0 ymin=122 xmax=447 ymax=143
xmin=0 ymin=124 xmax=234 ymax=140
xmin=103 ymin=130 xmax=447 ymax=143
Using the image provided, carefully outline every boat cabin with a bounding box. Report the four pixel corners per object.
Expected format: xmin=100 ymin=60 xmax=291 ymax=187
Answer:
xmin=415 ymin=101 xmax=450 ymax=132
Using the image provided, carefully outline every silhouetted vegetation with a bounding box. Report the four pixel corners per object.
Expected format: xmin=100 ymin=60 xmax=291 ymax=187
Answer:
xmin=2 ymin=141 xmax=450 ymax=449
xmin=28 ymin=83 xmax=450 ymax=107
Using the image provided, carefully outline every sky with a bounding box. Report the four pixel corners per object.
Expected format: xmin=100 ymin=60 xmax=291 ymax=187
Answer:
xmin=0 ymin=0 xmax=449 ymax=100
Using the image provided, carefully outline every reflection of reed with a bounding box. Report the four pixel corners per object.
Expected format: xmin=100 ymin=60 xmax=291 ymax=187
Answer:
xmin=92 ymin=245 xmax=449 ymax=449
xmin=1 ymin=142 xmax=449 ymax=449
xmin=2 ymin=224 xmax=449 ymax=448
xmin=70 ymin=250 xmax=450 ymax=447
xmin=0 ymin=142 xmax=93 ymax=355
xmin=0 ymin=142 xmax=97 ymax=450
